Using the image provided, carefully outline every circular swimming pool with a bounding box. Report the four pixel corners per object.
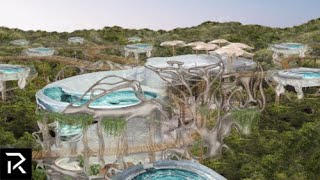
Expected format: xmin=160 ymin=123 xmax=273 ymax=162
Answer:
xmin=112 ymin=160 xmax=226 ymax=180
xmin=133 ymin=168 xmax=206 ymax=180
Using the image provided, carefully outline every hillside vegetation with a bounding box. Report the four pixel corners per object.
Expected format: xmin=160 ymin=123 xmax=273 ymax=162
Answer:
xmin=0 ymin=18 xmax=320 ymax=180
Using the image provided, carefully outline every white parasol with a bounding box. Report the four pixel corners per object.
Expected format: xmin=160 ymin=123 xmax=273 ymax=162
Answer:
xmin=160 ymin=40 xmax=187 ymax=56
xmin=192 ymin=43 xmax=219 ymax=55
xmin=209 ymin=39 xmax=230 ymax=46
xmin=213 ymin=46 xmax=254 ymax=72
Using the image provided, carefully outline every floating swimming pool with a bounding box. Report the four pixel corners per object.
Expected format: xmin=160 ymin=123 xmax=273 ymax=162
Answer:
xmin=277 ymin=67 xmax=320 ymax=79
xmin=36 ymin=68 xmax=161 ymax=112
xmin=270 ymin=43 xmax=307 ymax=59
xmin=0 ymin=64 xmax=30 ymax=90
xmin=124 ymin=43 xmax=153 ymax=59
xmin=273 ymin=67 xmax=320 ymax=99
xmin=26 ymin=47 xmax=55 ymax=56
xmin=0 ymin=66 xmax=25 ymax=74
xmin=290 ymin=71 xmax=320 ymax=79
xmin=126 ymin=43 xmax=151 ymax=50
xmin=42 ymin=86 xmax=157 ymax=110
xmin=273 ymin=43 xmax=304 ymax=50
xmin=112 ymin=160 xmax=226 ymax=180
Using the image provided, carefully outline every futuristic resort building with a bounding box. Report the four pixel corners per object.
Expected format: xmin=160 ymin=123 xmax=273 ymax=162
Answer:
xmin=2 ymin=36 xmax=316 ymax=180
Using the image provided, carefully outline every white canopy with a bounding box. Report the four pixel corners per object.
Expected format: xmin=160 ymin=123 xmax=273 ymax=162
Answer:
xmin=160 ymin=40 xmax=186 ymax=55
xmin=213 ymin=46 xmax=254 ymax=72
xmin=192 ymin=43 xmax=219 ymax=54
xmin=214 ymin=46 xmax=254 ymax=58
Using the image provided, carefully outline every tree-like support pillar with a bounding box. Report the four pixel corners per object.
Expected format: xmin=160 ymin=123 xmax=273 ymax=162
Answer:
xmin=238 ymin=74 xmax=256 ymax=105
xmin=97 ymin=120 xmax=106 ymax=166
xmin=116 ymin=126 xmax=128 ymax=170
xmin=82 ymin=127 xmax=90 ymax=174
xmin=70 ymin=142 xmax=78 ymax=155
xmin=42 ymin=116 xmax=52 ymax=154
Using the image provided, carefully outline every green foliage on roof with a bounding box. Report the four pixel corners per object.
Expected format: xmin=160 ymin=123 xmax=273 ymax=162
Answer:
xmin=36 ymin=111 xmax=94 ymax=128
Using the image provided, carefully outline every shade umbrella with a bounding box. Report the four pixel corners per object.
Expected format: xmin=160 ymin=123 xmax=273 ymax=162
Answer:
xmin=187 ymin=41 xmax=206 ymax=54
xmin=225 ymin=42 xmax=254 ymax=50
xmin=209 ymin=39 xmax=230 ymax=47
xmin=192 ymin=43 xmax=219 ymax=55
xmin=160 ymin=40 xmax=186 ymax=56
xmin=213 ymin=46 xmax=254 ymax=72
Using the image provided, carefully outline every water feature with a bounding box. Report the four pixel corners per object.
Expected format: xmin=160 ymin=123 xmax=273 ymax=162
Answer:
xmin=0 ymin=66 xmax=25 ymax=74
xmin=112 ymin=160 xmax=226 ymax=180
xmin=43 ymin=86 xmax=157 ymax=109
xmin=277 ymin=68 xmax=320 ymax=79
xmin=133 ymin=168 xmax=207 ymax=180
xmin=126 ymin=43 xmax=151 ymax=50
xmin=273 ymin=67 xmax=320 ymax=100
xmin=26 ymin=47 xmax=55 ymax=56
xmin=273 ymin=43 xmax=304 ymax=50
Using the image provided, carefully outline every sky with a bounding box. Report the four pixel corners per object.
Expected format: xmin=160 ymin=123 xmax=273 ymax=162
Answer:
xmin=0 ymin=0 xmax=319 ymax=32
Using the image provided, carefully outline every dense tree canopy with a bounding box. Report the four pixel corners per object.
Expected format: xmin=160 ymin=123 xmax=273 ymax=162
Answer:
xmin=0 ymin=18 xmax=319 ymax=179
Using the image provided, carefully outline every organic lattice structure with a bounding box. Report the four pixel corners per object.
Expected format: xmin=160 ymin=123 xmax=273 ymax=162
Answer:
xmin=33 ymin=55 xmax=266 ymax=179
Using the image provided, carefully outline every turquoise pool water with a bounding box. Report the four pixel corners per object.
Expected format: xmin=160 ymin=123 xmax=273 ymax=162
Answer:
xmin=275 ymin=43 xmax=303 ymax=50
xmin=43 ymin=87 xmax=157 ymax=108
xmin=35 ymin=48 xmax=53 ymax=52
xmin=133 ymin=169 xmax=206 ymax=180
xmin=28 ymin=47 xmax=54 ymax=53
xmin=57 ymin=122 xmax=82 ymax=137
xmin=127 ymin=43 xmax=151 ymax=49
xmin=286 ymin=44 xmax=303 ymax=49
xmin=0 ymin=67 xmax=24 ymax=74
xmin=295 ymin=71 xmax=320 ymax=79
